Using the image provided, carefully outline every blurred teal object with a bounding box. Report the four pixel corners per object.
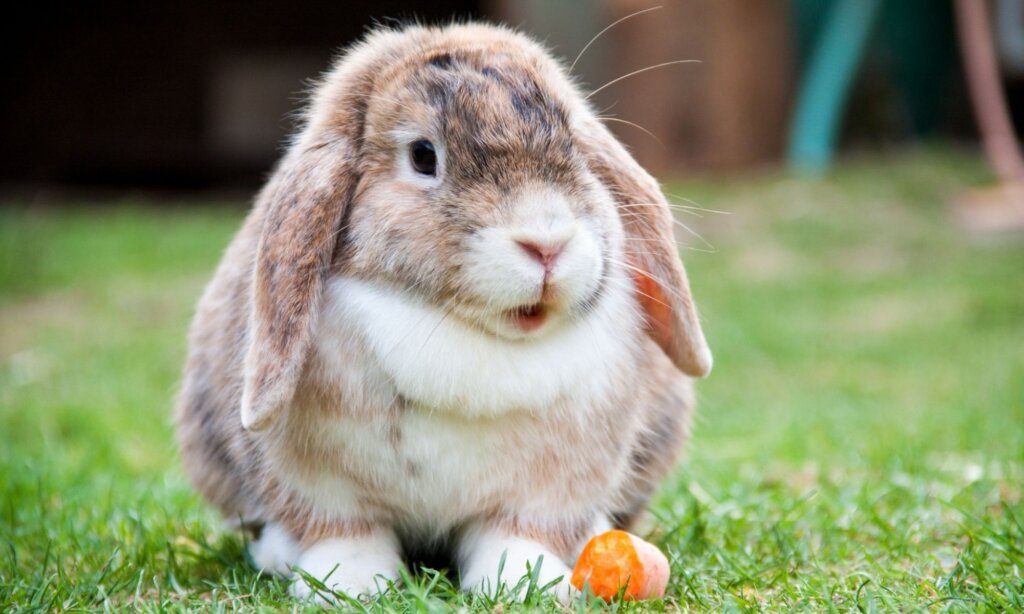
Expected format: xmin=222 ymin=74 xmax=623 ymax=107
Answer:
xmin=788 ymin=0 xmax=884 ymax=172
xmin=788 ymin=0 xmax=956 ymax=172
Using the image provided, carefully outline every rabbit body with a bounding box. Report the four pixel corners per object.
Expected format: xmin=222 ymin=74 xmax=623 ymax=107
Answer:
xmin=176 ymin=22 xmax=709 ymax=601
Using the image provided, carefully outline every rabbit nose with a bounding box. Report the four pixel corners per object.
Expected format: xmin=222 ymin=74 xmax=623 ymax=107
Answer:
xmin=516 ymin=239 xmax=566 ymax=270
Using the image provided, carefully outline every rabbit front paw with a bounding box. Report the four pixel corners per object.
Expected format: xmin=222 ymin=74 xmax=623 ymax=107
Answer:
xmin=290 ymin=532 xmax=402 ymax=603
xmin=459 ymin=531 xmax=576 ymax=604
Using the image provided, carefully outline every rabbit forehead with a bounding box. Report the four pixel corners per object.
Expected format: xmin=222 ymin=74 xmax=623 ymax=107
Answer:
xmin=365 ymin=23 xmax=558 ymax=95
xmin=422 ymin=61 xmax=573 ymax=155
xmin=361 ymin=39 xmax=578 ymax=177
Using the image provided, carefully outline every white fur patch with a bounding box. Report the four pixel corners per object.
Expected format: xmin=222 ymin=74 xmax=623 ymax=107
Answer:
xmin=458 ymin=526 xmax=575 ymax=603
xmin=291 ymin=531 xmax=403 ymax=602
xmin=248 ymin=522 xmax=300 ymax=577
xmin=322 ymin=263 xmax=639 ymax=418
xmin=460 ymin=186 xmax=604 ymax=324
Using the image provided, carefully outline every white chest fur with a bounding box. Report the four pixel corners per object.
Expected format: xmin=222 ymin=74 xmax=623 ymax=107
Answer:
xmin=279 ymin=271 xmax=642 ymax=531
xmin=319 ymin=274 xmax=640 ymax=417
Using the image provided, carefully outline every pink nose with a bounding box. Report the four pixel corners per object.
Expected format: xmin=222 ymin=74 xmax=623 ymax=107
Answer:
xmin=516 ymin=239 xmax=565 ymax=270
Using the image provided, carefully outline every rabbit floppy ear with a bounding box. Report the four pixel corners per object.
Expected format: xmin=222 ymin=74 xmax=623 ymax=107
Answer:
xmin=238 ymin=41 xmax=387 ymax=429
xmin=239 ymin=138 xmax=358 ymax=431
xmin=579 ymin=121 xmax=712 ymax=377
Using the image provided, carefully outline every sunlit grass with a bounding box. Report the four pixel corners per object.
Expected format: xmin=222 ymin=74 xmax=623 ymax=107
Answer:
xmin=2 ymin=148 xmax=1022 ymax=611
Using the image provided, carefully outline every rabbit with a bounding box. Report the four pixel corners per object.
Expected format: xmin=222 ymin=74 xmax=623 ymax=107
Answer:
xmin=175 ymin=22 xmax=711 ymax=603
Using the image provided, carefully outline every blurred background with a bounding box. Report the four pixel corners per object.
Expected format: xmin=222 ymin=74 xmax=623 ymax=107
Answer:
xmin=2 ymin=0 xmax=1022 ymax=192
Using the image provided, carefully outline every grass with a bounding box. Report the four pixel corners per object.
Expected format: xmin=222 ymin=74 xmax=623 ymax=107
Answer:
xmin=1 ymin=147 xmax=1022 ymax=611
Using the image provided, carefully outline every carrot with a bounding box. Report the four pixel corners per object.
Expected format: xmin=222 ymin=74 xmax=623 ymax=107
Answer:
xmin=570 ymin=530 xmax=669 ymax=601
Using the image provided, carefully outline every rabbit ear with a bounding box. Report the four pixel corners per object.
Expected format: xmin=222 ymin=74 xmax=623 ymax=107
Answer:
xmin=239 ymin=27 xmax=415 ymax=430
xmin=239 ymin=138 xmax=358 ymax=430
xmin=579 ymin=121 xmax=712 ymax=377
xmin=237 ymin=33 xmax=396 ymax=430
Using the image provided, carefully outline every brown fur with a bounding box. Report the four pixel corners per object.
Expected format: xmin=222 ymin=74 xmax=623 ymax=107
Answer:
xmin=176 ymin=22 xmax=710 ymax=571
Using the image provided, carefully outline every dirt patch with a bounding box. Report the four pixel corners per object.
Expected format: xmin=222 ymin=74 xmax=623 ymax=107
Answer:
xmin=0 ymin=291 xmax=92 ymax=359
xmin=0 ymin=274 xmax=208 ymax=359
xmin=732 ymin=241 xmax=804 ymax=282
xmin=832 ymin=292 xmax=965 ymax=335
xmin=830 ymin=243 xmax=910 ymax=279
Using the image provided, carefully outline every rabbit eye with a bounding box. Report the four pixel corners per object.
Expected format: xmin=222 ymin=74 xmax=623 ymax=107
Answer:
xmin=410 ymin=140 xmax=437 ymax=176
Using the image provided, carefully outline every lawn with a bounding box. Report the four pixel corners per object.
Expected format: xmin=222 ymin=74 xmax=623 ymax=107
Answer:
xmin=1 ymin=148 xmax=1022 ymax=611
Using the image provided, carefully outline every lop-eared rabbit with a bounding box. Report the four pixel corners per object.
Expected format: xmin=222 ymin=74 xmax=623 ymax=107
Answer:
xmin=176 ymin=22 xmax=711 ymax=602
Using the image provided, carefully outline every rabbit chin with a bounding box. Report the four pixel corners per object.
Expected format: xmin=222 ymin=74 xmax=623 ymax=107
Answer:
xmin=317 ymin=264 xmax=642 ymax=418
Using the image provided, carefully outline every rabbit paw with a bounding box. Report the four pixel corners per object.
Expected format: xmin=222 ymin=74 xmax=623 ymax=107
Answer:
xmin=248 ymin=522 xmax=300 ymax=576
xmin=290 ymin=533 xmax=402 ymax=603
xmin=460 ymin=531 xmax=576 ymax=604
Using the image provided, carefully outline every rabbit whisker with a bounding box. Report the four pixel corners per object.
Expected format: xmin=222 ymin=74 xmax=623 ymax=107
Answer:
xmin=570 ymin=5 xmax=663 ymax=73
xmin=597 ymin=117 xmax=666 ymax=150
xmin=586 ymin=60 xmax=702 ymax=100
xmin=663 ymin=192 xmax=732 ymax=215
xmin=605 ymin=255 xmax=693 ymax=305
xmin=618 ymin=209 xmax=715 ymax=250
xmin=621 ymin=235 xmax=706 ymax=250
xmin=618 ymin=201 xmax=710 ymax=218
xmin=623 ymin=235 xmax=719 ymax=252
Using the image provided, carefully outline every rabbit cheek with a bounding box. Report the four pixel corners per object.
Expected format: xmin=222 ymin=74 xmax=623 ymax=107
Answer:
xmin=341 ymin=181 xmax=454 ymax=292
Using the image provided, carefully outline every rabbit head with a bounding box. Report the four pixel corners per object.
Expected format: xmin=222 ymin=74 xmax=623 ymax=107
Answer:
xmin=241 ymin=24 xmax=711 ymax=431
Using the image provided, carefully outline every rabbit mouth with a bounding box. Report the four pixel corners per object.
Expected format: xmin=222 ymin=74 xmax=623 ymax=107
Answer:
xmin=509 ymin=302 xmax=548 ymax=332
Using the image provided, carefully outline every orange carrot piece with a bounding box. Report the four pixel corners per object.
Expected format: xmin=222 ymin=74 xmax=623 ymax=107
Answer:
xmin=571 ymin=530 xmax=669 ymax=601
